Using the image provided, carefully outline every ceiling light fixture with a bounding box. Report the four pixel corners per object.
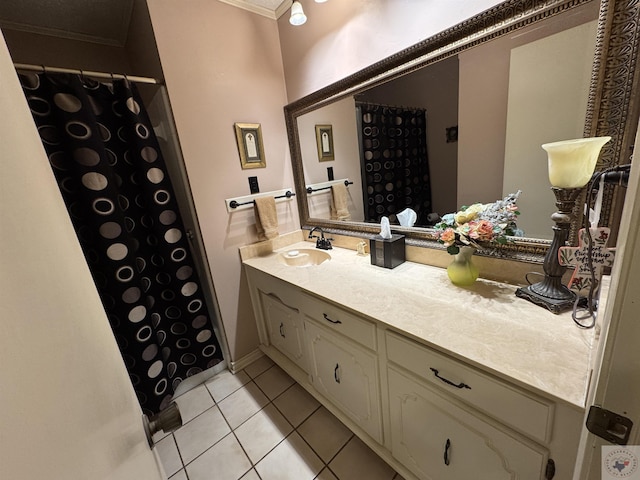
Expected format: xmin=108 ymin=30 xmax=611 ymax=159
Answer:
xmin=289 ymin=1 xmax=307 ymax=26
xmin=290 ymin=0 xmax=328 ymax=26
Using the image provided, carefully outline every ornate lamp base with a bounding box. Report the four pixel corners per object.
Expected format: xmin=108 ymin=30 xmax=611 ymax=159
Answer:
xmin=516 ymin=187 xmax=581 ymax=314
xmin=515 ymin=284 xmax=576 ymax=314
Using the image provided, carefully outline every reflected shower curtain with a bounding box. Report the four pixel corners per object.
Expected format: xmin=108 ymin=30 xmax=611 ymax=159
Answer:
xmin=357 ymin=103 xmax=432 ymax=225
xmin=19 ymin=72 xmax=223 ymax=414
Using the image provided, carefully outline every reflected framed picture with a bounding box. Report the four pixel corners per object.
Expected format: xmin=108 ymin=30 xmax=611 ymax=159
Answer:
xmin=234 ymin=123 xmax=266 ymax=169
xmin=315 ymin=124 xmax=334 ymax=162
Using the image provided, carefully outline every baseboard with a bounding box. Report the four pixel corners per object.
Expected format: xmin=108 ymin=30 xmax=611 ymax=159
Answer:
xmin=229 ymin=348 xmax=264 ymax=373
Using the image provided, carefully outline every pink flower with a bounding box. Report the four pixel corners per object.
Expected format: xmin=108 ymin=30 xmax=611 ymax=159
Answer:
xmin=439 ymin=228 xmax=456 ymax=246
xmin=468 ymin=220 xmax=494 ymax=241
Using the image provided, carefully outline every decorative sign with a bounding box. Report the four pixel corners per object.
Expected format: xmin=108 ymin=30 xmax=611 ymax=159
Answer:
xmin=559 ymin=227 xmax=616 ymax=296
xmin=315 ymin=124 xmax=334 ymax=162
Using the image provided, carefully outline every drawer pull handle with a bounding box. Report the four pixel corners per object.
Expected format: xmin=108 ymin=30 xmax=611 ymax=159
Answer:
xmin=444 ymin=438 xmax=451 ymax=466
xmin=430 ymin=368 xmax=471 ymax=390
xmin=323 ymin=313 xmax=342 ymax=325
xmin=334 ymin=363 xmax=341 ymax=383
xmin=279 ymin=323 xmax=285 ymax=338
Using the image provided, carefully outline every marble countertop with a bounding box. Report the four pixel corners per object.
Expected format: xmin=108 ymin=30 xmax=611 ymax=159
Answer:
xmin=242 ymin=239 xmax=597 ymax=409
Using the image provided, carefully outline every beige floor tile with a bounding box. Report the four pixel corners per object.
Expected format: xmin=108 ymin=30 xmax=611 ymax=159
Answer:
xmin=273 ymin=383 xmax=320 ymax=427
xmin=186 ymin=432 xmax=252 ymax=480
xmin=169 ymin=469 xmax=188 ymax=480
xmin=240 ymin=469 xmax=261 ymax=480
xmin=254 ymin=365 xmax=295 ymax=400
xmin=155 ymin=434 xmax=182 ymax=478
xmin=174 ymin=383 xmax=215 ymax=423
xmin=255 ymin=432 xmax=324 ymax=480
xmin=315 ymin=467 xmax=339 ymax=479
xmin=244 ymin=355 xmax=275 ymax=378
xmin=205 ymin=369 xmax=250 ymax=402
xmin=298 ymin=406 xmax=353 ymax=463
xmin=217 ymin=382 xmax=269 ymax=429
xmin=329 ymin=436 xmax=396 ymax=480
xmin=234 ymin=403 xmax=293 ymax=463
xmin=173 ymin=406 xmax=231 ymax=465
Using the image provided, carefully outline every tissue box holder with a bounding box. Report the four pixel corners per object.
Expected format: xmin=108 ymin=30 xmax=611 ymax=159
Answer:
xmin=370 ymin=234 xmax=405 ymax=269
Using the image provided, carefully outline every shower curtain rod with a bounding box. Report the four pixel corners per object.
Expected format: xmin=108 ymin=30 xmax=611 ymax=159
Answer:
xmin=14 ymin=62 xmax=162 ymax=85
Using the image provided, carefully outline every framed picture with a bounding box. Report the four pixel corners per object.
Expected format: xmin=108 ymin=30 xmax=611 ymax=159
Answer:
xmin=315 ymin=124 xmax=334 ymax=162
xmin=234 ymin=123 xmax=266 ymax=169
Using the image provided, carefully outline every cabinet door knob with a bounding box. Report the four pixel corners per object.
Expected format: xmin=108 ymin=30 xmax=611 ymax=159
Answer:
xmin=430 ymin=368 xmax=471 ymax=390
xmin=444 ymin=438 xmax=451 ymax=466
xmin=279 ymin=323 xmax=285 ymax=338
xmin=334 ymin=363 xmax=341 ymax=383
xmin=323 ymin=313 xmax=342 ymax=324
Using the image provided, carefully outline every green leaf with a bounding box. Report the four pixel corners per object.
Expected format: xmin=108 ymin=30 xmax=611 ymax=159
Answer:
xmin=447 ymin=245 xmax=460 ymax=255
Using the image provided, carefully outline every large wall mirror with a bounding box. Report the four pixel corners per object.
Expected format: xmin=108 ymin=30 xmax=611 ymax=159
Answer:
xmin=285 ymin=0 xmax=640 ymax=263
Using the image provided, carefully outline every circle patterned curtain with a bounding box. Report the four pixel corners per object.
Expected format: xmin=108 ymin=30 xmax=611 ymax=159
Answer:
xmin=358 ymin=103 xmax=432 ymax=225
xmin=19 ymin=72 xmax=224 ymax=414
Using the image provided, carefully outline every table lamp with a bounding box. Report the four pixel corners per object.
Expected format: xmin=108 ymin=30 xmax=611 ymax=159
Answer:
xmin=515 ymin=136 xmax=611 ymax=313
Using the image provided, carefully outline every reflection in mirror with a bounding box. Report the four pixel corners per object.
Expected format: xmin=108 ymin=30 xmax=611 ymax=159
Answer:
xmin=287 ymin=0 xmax=640 ymax=263
xmin=297 ymin=2 xmax=599 ymax=240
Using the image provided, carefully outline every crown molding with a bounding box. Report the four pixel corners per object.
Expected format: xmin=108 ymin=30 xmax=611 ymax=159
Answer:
xmin=217 ymin=0 xmax=292 ymax=20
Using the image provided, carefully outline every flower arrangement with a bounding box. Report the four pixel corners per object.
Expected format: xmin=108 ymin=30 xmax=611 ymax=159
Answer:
xmin=435 ymin=191 xmax=523 ymax=255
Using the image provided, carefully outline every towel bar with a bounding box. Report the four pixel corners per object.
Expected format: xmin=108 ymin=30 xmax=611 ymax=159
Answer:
xmin=306 ymin=179 xmax=353 ymax=194
xmin=225 ymin=188 xmax=295 ymax=213
xmin=229 ymin=191 xmax=295 ymax=209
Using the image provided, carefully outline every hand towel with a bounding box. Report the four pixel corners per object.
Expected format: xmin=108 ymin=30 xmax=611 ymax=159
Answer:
xmin=330 ymin=183 xmax=351 ymax=221
xmin=254 ymin=196 xmax=279 ymax=241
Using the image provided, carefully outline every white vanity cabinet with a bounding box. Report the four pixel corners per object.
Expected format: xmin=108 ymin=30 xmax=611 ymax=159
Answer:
xmin=242 ymin=244 xmax=588 ymax=480
xmin=387 ymin=366 xmax=548 ymax=479
xmin=301 ymin=294 xmax=383 ymax=442
xmin=386 ymin=331 xmax=554 ymax=480
xmin=245 ymin=268 xmax=308 ymax=372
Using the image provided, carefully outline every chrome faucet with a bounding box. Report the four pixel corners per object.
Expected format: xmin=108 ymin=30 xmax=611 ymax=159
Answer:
xmin=308 ymin=227 xmax=333 ymax=250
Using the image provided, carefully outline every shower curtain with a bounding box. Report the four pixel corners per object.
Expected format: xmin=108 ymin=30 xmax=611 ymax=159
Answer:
xmin=357 ymin=103 xmax=433 ymax=225
xmin=19 ymin=72 xmax=224 ymax=414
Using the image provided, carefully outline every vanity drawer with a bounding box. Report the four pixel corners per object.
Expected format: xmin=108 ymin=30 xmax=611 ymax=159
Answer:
xmin=300 ymin=294 xmax=377 ymax=351
xmin=385 ymin=331 xmax=554 ymax=444
xmin=246 ymin=267 xmax=301 ymax=307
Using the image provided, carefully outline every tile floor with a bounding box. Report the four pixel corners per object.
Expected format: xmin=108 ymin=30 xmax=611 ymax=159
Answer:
xmin=155 ymin=355 xmax=405 ymax=480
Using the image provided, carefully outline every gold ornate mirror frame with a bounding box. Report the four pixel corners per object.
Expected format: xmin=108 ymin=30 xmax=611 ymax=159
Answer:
xmin=285 ymin=0 xmax=640 ymax=264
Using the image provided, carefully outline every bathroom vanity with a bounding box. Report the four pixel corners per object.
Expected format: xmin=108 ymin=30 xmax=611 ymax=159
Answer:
xmin=241 ymin=235 xmax=598 ymax=480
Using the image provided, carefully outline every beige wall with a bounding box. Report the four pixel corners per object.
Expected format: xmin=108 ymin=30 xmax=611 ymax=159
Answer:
xmin=277 ymin=0 xmax=504 ymax=102
xmin=146 ymin=0 xmax=298 ymax=361
xmin=503 ymin=20 xmax=597 ymax=239
xmin=458 ymin=2 xmax=597 ymax=237
xmin=0 ymin=32 xmax=164 ymax=480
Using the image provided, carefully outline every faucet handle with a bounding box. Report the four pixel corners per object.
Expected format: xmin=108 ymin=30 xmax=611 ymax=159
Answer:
xmin=316 ymin=237 xmax=333 ymax=250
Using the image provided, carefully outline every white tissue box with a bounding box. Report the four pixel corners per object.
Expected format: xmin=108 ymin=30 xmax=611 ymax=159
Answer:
xmin=370 ymin=234 xmax=405 ymax=269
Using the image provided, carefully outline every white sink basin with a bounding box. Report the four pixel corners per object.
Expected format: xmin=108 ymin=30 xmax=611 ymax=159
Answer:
xmin=278 ymin=249 xmax=331 ymax=267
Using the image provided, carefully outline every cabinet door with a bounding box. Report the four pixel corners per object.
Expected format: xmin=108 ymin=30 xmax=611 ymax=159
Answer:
xmin=388 ymin=367 xmax=547 ymax=480
xmin=306 ymin=320 xmax=382 ymax=442
xmin=261 ymin=292 xmax=307 ymax=371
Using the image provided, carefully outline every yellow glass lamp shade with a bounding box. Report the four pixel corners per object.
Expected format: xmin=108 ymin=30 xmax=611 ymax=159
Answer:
xmin=542 ymin=136 xmax=611 ymax=188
